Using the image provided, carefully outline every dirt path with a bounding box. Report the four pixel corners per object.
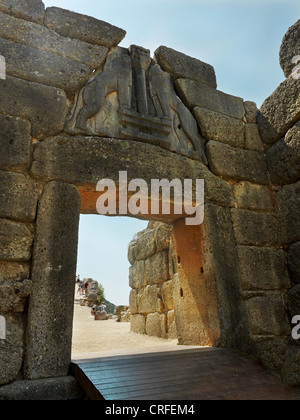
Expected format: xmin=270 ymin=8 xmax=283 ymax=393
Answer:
xmin=72 ymin=303 xmax=180 ymax=359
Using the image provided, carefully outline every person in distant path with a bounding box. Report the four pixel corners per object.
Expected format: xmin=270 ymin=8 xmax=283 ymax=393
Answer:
xmin=100 ymin=302 xmax=107 ymax=312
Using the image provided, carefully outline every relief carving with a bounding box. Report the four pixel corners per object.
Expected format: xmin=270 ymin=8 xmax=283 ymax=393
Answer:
xmin=65 ymin=45 xmax=207 ymax=164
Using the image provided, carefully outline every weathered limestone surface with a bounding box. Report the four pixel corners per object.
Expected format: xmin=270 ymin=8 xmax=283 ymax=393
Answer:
xmin=279 ymin=19 xmax=300 ymax=78
xmin=0 ymin=219 xmax=33 ymax=261
xmin=0 ymin=12 xmax=108 ymax=69
xmin=237 ymin=246 xmax=290 ymax=291
xmin=206 ymin=140 xmax=269 ymax=185
xmin=175 ymin=78 xmax=245 ymax=120
xmin=281 ymin=346 xmax=300 ymax=385
xmin=276 ymin=181 xmax=300 ymax=245
xmin=24 ymin=182 xmax=81 ymax=380
xmin=0 ymin=76 xmax=68 ymax=139
xmin=44 ymin=7 xmax=126 ymax=49
xmin=154 ymin=46 xmax=217 ymax=88
xmin=266 ymin=122 xmax=300 ymax=185
xmin=0 ymin=172 xmax=40 ymax=222
xmin=0 ymin=113 xmax=31 ymax=170
xmin=0 ymin=0 xmax=45 ymax=24
xmin=231 ymin=209 xmax=277 ymax=246
xmin=193 ymin=106 xmax=244 ymax=147
xmin=0 ymin=38 xmax=91 ymax=95
xmin=244 ymin=123 xmax=264 ymax=152
xmin=258 ymin=75 xmax=300 ymax=144
xmin=232 ymin=181 xmax=273 ymax=211
xmin=0 ymin=262 xmax=31 ymax=313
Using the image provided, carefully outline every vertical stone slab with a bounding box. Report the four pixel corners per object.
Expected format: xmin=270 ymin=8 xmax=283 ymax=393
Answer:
xmin=24 ymin=182 xmax=81 ymax=380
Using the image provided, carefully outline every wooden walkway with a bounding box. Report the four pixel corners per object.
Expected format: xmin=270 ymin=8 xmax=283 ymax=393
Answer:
xmin=70 ymin=347 xmax=300 ymax=400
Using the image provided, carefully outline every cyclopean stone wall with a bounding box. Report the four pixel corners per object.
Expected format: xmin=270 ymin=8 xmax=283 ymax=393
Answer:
xmin=0 ymin=0 xmax=298 ymax=399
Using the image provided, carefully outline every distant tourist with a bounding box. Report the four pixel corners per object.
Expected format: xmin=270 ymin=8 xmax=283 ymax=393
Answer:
xmin=100 ymin=302 xmax=107 ymax=312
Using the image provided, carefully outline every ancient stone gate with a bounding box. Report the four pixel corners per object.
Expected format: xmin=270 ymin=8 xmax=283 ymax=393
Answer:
xmin=0 ymin=1 xmax=299 ymax=399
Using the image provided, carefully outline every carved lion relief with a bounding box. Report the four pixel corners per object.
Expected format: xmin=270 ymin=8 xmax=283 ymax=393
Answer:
xmin=65 ymin=45 xmax=208 ymax=164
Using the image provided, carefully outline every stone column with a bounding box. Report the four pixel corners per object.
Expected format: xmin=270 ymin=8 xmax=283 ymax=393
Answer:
xmin=130 ymin=45 xmax=152 ymax=115
xmin=24 ymin=182 xmax=81 ymax=380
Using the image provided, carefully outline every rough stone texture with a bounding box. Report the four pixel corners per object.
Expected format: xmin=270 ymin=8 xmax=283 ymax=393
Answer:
xmin=0 ymin=38 xmax=91 ymax=96
xmin=30 ymin=136 xmax=233 ymax=209
xmin=231 ymin=209 xmax=277 ymax=246
xmin=245 ymin=293 xmax=290 ymax=336
xmin=138 ymin=285 xmax=163 ymax=315
xmin=175 ymin=78 xmax=245 ymax=120
xmin=154 ymin=46 xmax=217 ymax=88
xmin=252 ymin=336 xmax=288 ymax=371
xmin=276 ymin=181 xmax=300 ymax=245
xmin=237 ymin=246 xmax=290 ymax=291
xmin=232 ymin=181 xmax=273 ymax=211
xmin=134 ymin=229 xmax=156 ymax=261
xmin=258 ymin=75 xmax=300 ymax=144
xmin=130 ymin=314 xmax=146 ymax=335
xmin=193 ymin=106 xmax=244 ymax=147
xmin=0 ymin=12 xmax=108 ymax=69
xmin=281 ymin=346 xmax=300 ymax=385
xmin=146 ymin=313 xmax=167 ymax=338
xmin=0 ymin=278 xmax=32 ymax=312
xmin=129 ymin=260 xmax=146 ymax=290
xmin=161 ymin=280 xmax=174 ymax=311
xmin=0 ymin=219 xmax=33 ymax=261
xmin=206 ymin=140 xmax=269 ymax=185
xmin=0 ymin=76 xmax=68 ymax=139
xmin=244 ymin=101 xmax=258 ymax=124
xmin=287 ymin=242 xmax=300 ymax=283
xmin=24 ymin=182 xmax=81 ymax=380
xmin=145 ymin=251 xmax=169 ymax=285
xmin=0 ymin=0 xmax=45 ymax=24
xmin=0 ymin=113 xmax=31 ymax=171
xmin=0 ymin=172 xmax=40 ymax=222
xmin=0 ymin=313 xmax=24 ymax=385
xmin=266 ymin=122 xmax=300 ymax=185
xmin=0 ymin=376 xmax=83 ymax=400
xmin=244 ymin=123 xmax=264 ymax=152
xmin=279 ymin=19 xmax=300 ymax=78
xmin=44 ymin=7 xmax=126 ymax=49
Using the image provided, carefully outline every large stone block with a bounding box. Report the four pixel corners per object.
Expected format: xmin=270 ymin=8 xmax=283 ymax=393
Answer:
xmin=154 ymin=46 xmax=217 ymax=88
xmin=266 ymin=122 xmax=300 ymax=185
xmin=0 ymin=313 xmax=24 ymax=385
xmin=0 ymin=219 xmax=33 ymax=261
xmin=231 ymin=208 xmax=277 ymax=246
xmin=237 ymin=246 xmax=290 ymax=291
xmin=0 ymin=0 xmax=45 ymax=24
xmin=134 ymin=229 xmax=156 ymax=261
xmin=258 ymin=75 xmax=300 ymax=144
xmin=175 ymin=78 xmax=245 ymax=120
xmin=161 ymin=280 xmax=174 ymax=311
xmin=0 ymin=76 xmax=68 ymax=139
xmin=145 ymin=251 xmax=169 ymax=285
xmin=244 ymin=123 xmax=264 ymax=152
xmin=279 ymin=19 xmax=300 ymax=78
xmin=193 ymin=106 xmax=244 ymax=147
xmin=0 ymin=171 xmax=40 ymax=222
xmin=0 ymin=113 xmax=31 ymax=171
xmin=0 ymin=261 xmax=30 ymax=312
xmin=287 ymin=284 xmax=300 ymax=319
xmin=155 ymin=224 xmax=172 ymax=252
xmin=206 ymin=140 xmax=269 ymax=185
xmin=276 ymin=181 xmax=300 ymax=245
xmin=130 ymin=314 xmax=146 ymax=334
xmin=232 ymin=181 xmax=273 ymax=211
xmin=0 ymin=12 xmax=108 ymax=69
xmin=146 ymin=313 xmax=167 ymax=338
xmin=138 ymin=285 xmax=163 ymax=315
xmin=24 ymin=182 xmax=81 ymax=380
xmin=287 ymin=242 xmax=300 ymax=283
xmin=30 ymin=135 xmax=233 ymax=209
xmin=129 ymin=260 xmax=146 ymax=290
xmin=44 ymin=7 xmax=126 ymax=49
xmin=0 ymin=38 xmax=91 ymax=96
xmin=245 ymin=293 xmax=290 ymax=336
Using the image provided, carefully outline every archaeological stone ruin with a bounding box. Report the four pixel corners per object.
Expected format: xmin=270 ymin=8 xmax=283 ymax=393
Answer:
xmin=0 ymin=0 xmax=299 ymax=399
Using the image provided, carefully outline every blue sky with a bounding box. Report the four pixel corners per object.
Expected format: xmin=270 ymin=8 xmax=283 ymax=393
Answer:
xmin=44 ymin=0 xmax=299 ymax=305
